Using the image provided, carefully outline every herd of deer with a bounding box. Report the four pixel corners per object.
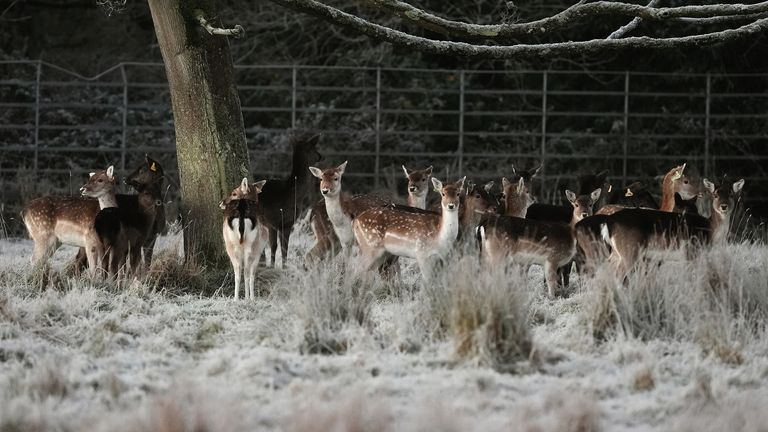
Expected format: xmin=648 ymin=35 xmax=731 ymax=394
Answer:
xmin=20 ymin=135 xmax=750 ymax=300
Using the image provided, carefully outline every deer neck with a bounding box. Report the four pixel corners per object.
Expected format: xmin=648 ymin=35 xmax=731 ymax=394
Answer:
xmin=660 ymin=176 xmax=676 ymax=212
xmin=407 ymin=192 xmax=427 ymax=209
xmin=709 ymin=210 xmax=730 ymax=243
xmin=505 ymin=195 xmax=528 ymax=218
xmin=324 ymin=191 xmax=354 ymax=246
xmin=97 ymin=192 xmax=118 ymax=210
xmin=436 ymin=207 xmax=460 ymax=249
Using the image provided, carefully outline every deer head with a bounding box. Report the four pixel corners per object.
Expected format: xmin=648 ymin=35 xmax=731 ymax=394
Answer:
xmin=565 ymin=188 xmax=601 ymax=222
xmin=432 ymin=176 xmax=464 ymax=212
xmin=465 ymin=181 xmax=498 ymax=215
xmin=402 ymin=165 xmax=433 ymax=198
xmin=309 ymin=161 xmax=347 ymax=198
xmin=704 ymin=177 xmax=744 ymax=218
xmin=125 ymin=155 xmax=164 ymax=190
xmin=664 ymin=163 xmax=698 ymax=200
xmin=80 ymin=166 xmax=117 ymax=199
xmin=501 ymin=176 xmax=534 ymax=217
xmin=294 ymin=133 xmax=323 ymax=165
xmin=219 ymin=178 xmax=267 ymax=209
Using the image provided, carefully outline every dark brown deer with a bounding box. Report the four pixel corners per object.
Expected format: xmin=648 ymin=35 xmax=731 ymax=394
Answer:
xmin=22 ymin=156 xmax=165 ymax=270
xmin=601 ymin=177 xmax=744 ymax=279
xmin=220 ymin=134 xmax=322 ymax=268
xmin=477 ymin=188 xmax=601 ymax=297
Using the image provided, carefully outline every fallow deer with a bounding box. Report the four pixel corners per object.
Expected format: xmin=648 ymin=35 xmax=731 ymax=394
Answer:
xmin=596 ymin=181 xmax=659 ymax=216
xmin=501 ymin=176 xmax=535 ymax=218
xmin=308 ymin=161 xmax=390 ymax=253
xmin=477 ymin=188 xmax=601 ymax=297
xmin=78 ymin=166 xmax=128 ymax=278
xmin=23 ymin=156 xmax=165 ymax=270
xmin=353 ymin=177 xmax=465 ymax=282
xmin=222 ymin=178 xmax=269 ymax=300
xmin=524 ymin=169 xmax=609 ymax=223
xmin=600 ymin=177 xmax=744 ymax=279
xmin=402 ymin=165 xmax=433 ymax=210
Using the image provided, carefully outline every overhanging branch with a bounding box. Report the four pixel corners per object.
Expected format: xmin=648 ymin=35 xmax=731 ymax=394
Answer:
xmin=267 ymin=0 xmax=768 ymax=59
xmin=362 ymin=0 xmax=768 ymax=42
xmin=194 ymin=10 xmax=245 ymax=38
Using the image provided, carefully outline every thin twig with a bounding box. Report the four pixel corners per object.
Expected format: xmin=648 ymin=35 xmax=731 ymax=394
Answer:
xmin=194 ymin=9 xmax=245 ymax=38
xmin=608 ymin=0 xmax=662 ymax=39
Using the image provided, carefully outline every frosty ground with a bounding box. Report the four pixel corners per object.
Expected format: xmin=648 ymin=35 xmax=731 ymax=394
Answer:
xmin=1 ymin=218 xmax=767 ymax=431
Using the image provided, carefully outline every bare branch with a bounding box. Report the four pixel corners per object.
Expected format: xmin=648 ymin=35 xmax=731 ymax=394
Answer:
xmin=267 ymin=0 xmax=768 ymax=59
xmin=194 ymin=9 xmax=245 ymax=38
xmin=361 ymin=0 xmax=768 ymax=42
xmin=608 ymin=0 xmax=662 ymax=40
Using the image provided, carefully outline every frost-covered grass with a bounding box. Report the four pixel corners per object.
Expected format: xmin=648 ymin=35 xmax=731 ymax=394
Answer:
xmin=2 ymin=218 xmax=768 ymax=431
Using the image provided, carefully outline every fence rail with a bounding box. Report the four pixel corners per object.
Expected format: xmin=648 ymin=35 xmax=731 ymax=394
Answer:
xmin=1 ymin=60 xmax=767 ymax=233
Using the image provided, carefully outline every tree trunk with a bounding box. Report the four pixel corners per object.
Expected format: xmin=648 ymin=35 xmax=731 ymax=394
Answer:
xmin=147 ymin=0 xmax=249 ymax=265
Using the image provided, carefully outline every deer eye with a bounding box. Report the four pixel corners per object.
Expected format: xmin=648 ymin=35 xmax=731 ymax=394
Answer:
xmin=333 ymin=177 xmax=339 ymax=181
xmin=98 ymin=179 xmax=103 ymax=183
xmin=683 ymin=179 xmax=689 ymax=184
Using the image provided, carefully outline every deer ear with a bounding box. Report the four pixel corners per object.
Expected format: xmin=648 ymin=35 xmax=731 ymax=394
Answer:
xmin=239 ymin=177 xmax=249 ymax=194
xmin=150 ymin=162 xmax=157 ymax=172
xmin=510 ymin=165 xmax=516 ymax=175
xmin=516 ymin=177 xmax=526 ymax=194
xmin=219 ymin=200 xmax=226 ymax=210
xmin=625 ymin=188 xmax=634 ymax=197
xmin=402 ymin=165 xmax=410 ymax=178
xmin=501 ymin=177 xmax=510 ymax=189
xmin=590 ymin=188 xmax=602 ymax=203
xmin=253 ymin=179 xmax=267 ymax=193
xmin=483 ymin=181 xmax=494 ymax=193
xmin=531 ymin=164 xmax=542 ymax=178
xmin=733 ymin=179 xmax=745 ymax=194
xmin=425 ymin=166 xmax=433 ymax=176
xmin=106 ymin=166 xmax=115 ymax=179
xmin=89 ymin=172 xmax=95 ymax=178
xmin=565 ymin=190 xmax=577 ymax=204
xmin=309 ymin=167 xmax=323 ymax=178
xmin=336 ymin=160 xmax=348 ymax=174
xmin=431 ymin=177 xmax=443 ymax=192
xmin=456 ymin=176 xmax=466 ymax=191
xmin=703 ymin=178 xmax=715 ymax=193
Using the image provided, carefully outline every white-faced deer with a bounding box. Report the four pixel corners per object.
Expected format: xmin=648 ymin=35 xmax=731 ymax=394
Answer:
xmin=402 ymin=165 xmax=433 ymax=209
xmin=222 ymin=178 xmax=269 ymax=300
xmin=353 ymin=177 xmax=465 ymax=282
xmin=78 ymin=166 xmax=128 ymax=278
xmin=308 ymin=161 xmax=390 ymax=253
xmin=23 ymin=156 xmax=165 ymax=271
xmin=477 ymin=188 xmax=601 ymax=297
xmin=601 ymin=177 xmax=744 ymax=279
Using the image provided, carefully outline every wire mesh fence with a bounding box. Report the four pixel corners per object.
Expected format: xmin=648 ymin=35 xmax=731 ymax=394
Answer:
xmin=1 ymin=60 xmax=767 ymax=235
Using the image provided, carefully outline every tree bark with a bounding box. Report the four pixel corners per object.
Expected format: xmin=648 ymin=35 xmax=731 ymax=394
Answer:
xmin=147 ymin=0 xmax=249 ymax=265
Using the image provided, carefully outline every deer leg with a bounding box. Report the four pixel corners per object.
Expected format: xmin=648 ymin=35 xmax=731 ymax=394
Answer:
xmin=279 ymin=228 xmax=290 ymax=268
xmin=268 ymin=228 xmax=278 ymax=268
xmin=544 ymin=261 xmax=559 ymax=298
xmin=558 ymin=262 xmax=571 ymax=290
xmin=142 ymin=237 xmax=157 ymax=267
xmin=31 ymin=235 xmax=58 ymax=268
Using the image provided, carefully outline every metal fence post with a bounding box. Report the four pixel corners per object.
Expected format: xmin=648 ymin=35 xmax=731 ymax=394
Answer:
xmin=704 ymin=73 xmax=711 ymax=177
xmin=374 ymin=67 xmax=382 ymax=189
xmin=34 ymin=60 xmax=41 ymax=180
xmin=291 ymin=65 xmax=297 ymax=129
xmin=458 ymin=70 xmax=465 ymax=176
xmin=623 ymin=71 xmax=630 ymax=184
xmin=120 ymin=64 xmax=128 ymax=171
xmin=540 ymin=70 xmax=548 ymax=192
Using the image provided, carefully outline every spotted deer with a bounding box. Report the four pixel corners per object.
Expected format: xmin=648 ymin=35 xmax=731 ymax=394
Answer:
xmin=222 ymin=178 xmax=269 ymax=300
xmin=600 ymin=177 xmax=744 ymax=279
xmin=353 ymin=177 xmax=465 ymax=282
xmin=307 ymin=161 xmax=390 ymax=254
xmin=78 ymin=166 xmax=128 ymax=277
xmin=402 ymin=165 xmax=433 ymax=209
xmin=22 ymin=156 xmax=165 ymax=270
xmin=477 ymin=188 xmax=601 ymax=297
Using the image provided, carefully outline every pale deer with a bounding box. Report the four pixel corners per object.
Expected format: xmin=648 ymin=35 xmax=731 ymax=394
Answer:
xmin=222 ymin=178 xmax=269 ymax=300
xmin=353 ymin=177 xmax=465 ymax=282
xmin=402 ymin=165 xmax=433 ymax=209
xmin=23 ymin=156 xmax=165 ymax=271
xmin=477 ymin=188 xmax=601 ymax=297
xmin=78 ymin=166 xmax=128 ymax=278
xmin=308 ymin=161 xmax=390 ymax=253
xmin=600 ymin=177 xmax=744 ymax=279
